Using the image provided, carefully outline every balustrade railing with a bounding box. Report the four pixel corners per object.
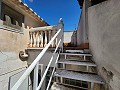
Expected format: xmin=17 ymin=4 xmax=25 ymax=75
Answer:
xmin=28 ymin=25 xmax=59 ymax=48
xmin=11 ymin=18 xmax=64 ymax=90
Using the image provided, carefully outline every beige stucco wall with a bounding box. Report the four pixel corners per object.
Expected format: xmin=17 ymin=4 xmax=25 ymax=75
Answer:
xmin=0 ymin=19 xmax=29 ymax=89
xmin=88 ymin=0 xmax=120 ymax=89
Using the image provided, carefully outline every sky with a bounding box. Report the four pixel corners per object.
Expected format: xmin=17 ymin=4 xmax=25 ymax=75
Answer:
xmin=22 ymin=0 xmax=81 ymax=31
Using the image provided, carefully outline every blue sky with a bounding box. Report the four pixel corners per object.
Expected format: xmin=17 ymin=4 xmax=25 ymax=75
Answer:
xmin=22 ymin=0 xmax=81 ymax=31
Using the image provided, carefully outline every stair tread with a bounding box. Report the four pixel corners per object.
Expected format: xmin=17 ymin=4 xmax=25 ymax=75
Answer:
xmin=60 ymin=52 xmax=92 ymax=56
xmin=55 ymin=69 xmax=104 ymax=84
xmin=58 ymin=60 xmax=96 ymax=67
xmin=51 ymin=82 xmax=88 ymax=90
xmin=59 ymin=59 xmax=90 ymax=61
xmin=65 ymin=50 xmax=84 ymax=53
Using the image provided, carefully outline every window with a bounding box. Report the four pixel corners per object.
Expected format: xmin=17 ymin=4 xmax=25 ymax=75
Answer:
xmin=1 ymin=3 xmax=24 ymax=27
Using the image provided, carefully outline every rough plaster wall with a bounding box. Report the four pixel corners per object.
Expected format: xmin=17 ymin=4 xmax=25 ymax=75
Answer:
xmin=88 ymin=0 xmax=120 ymax=89
xmin=77 ymin=0 xmax=90 ymax=45
xmin=77 ymin=4 xmax=85 ymax=45
xmin=0 ymin=25 xmax=29 ymax=89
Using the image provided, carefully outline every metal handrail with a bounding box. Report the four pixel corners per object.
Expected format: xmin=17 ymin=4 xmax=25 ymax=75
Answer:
xmin=11 ymin=28 xmax=63 ymax=90
xmin=36 ymin=39 xmax=62 ymax=90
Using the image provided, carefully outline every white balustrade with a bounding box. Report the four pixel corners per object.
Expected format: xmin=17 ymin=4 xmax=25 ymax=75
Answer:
xmin=28 ymin=26 xmax=58 ymax=48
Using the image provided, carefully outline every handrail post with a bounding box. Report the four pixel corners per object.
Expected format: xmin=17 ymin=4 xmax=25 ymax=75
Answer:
xmin=40 ymin=64 xmax=46 ymax=90
xmin=33 ymin=63 xmax=39 ymax=90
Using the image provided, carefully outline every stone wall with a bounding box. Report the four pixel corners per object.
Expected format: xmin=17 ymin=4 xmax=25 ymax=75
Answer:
xmin=88 ymin=0 xmax=120 ymax=89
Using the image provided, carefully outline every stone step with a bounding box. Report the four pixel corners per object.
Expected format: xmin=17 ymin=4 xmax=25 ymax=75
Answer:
xmin=54 ymin=69 xmax=104 ymax=84
xmin=60 ymin=52 xmax=92 ymax=60
xmin=65 ymin=50 xmax=84 ymax=53
xmin=51 ymin=82 xmax=88 ymax=90
xmin=60 ymin=52 xmax=92 ymax=56
xmin=58 ymin=60 xmax=96 ymax=67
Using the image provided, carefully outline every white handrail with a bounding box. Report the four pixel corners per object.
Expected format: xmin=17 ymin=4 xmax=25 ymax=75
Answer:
xmin=11 ymin=28 xmax=62 ymax=90
xmin=36 ymin=39 xmax=61 ymax=90
xmin=46 ymin=54 xmax=60 ymax=90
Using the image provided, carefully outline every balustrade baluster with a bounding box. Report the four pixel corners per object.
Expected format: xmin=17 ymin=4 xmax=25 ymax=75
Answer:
xmin=40 ymin=31 xmax=44 ymax=47
xmin=33 ymin=32 xmax=37 ymax=47
xmin=36 ymin=31 xmax=40 ymax=47
xmin=48 ymin=30 xmax=51 ymax=47
xmin=30 ymin=32 xmax=33 ymax=47
xmin=44 ymin=30 xmax=47 ymax=46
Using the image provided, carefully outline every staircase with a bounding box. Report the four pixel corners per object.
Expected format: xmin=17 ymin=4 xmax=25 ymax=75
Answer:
xmin=11 ymin=19 xmax=105 ymax=90
xmin=51 ymin=50 xmax=105 ymax=90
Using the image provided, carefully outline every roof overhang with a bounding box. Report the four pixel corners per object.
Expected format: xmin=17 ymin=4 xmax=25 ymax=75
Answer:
xmin=77 ymin=0 xmax=107 ymax=8
xmin=9 ymin=0 xmax=49 ymax=26
xmin=77 ymin=0 xmax=84 ymax=9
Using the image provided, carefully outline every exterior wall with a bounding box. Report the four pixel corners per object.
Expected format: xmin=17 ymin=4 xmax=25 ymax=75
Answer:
xmin=0 ymin=19 xmax=29 ymax=89
xmin=77 ymin=0 xmax=91 ymax=46
xmin=64 ymin=31 xmax=73 ymax=44
xmin=88 ymin=0 xmax=120 ymax=89
xmin=77 ymin=1 xmax=85 ymax=45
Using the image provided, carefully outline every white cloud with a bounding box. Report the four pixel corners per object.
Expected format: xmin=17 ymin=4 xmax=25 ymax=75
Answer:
xmin=29 ymin=0 xmax=33 ymax=2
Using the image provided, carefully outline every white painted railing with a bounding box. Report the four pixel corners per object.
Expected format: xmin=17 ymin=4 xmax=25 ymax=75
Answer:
xmin=11 ymin=18 xmax=64 ymax=90
xmin=28 ymin=25 xmax=59 ymax=48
